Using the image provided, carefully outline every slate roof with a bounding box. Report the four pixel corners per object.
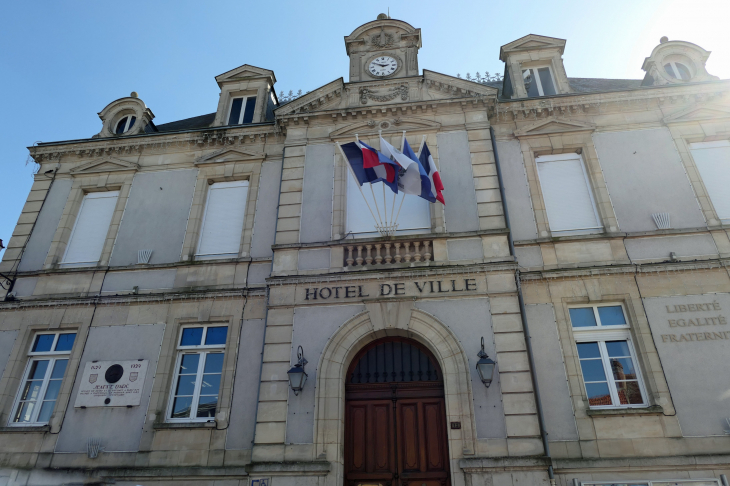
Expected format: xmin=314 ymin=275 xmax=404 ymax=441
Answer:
xmin=568 ymin=77 xmax=643 ymax=93
xmin=155 ymin=113 xmax=216 ymax=132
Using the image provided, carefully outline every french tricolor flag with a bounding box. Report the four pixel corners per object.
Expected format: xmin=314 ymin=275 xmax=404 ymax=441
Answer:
xmin=339 ymin=141 xmax=399 ymax=195
xmin=358 ymin=140 xmax=399 ymax=194
xmin=418 ymin=143 xmax=445 ymax=205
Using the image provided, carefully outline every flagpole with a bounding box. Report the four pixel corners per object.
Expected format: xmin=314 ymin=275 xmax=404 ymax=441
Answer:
xmin=394 ymin=192 xmax=406 ymax=225
xmin=417 ymin=135 xmax=426 ymax=157
xmin=335 ymin=142 xmax=381 ymax=227
xmin=401 ymin=130 xmax=406 ymax=152
xmin=390 ymin=191 xmax=397 ymax=225
xmin=382 ymin=181 xmax=388 ymax=224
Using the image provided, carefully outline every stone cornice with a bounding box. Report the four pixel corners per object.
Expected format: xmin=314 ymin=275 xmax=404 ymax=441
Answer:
xmin=28 ymin=124 xmax=283 ymax=162
xmin=0 ymin=288 xmax=266 ymax=310
xmin=267 ymin=262 xmax=518 ymax=287
xmin=520 ymin=258 xmax=730 ymax=281
xmin=492 ymin=80 xmax=730 ymax=123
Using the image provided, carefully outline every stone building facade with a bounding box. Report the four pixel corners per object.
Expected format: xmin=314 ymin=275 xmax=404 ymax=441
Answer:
xmin=1 ymin=15 xmax=729 ymax=486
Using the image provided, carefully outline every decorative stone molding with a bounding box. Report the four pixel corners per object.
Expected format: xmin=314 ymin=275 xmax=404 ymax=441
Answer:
xmin=328 ymin=116 xmax=440 ymax=138
xmin=274 ymin=78 xmax=344 ymax=116
xmin=662 ymin=102 xmax=730 ymax=124
xmin=514 ymin=118 xmax=596 ymax=137
xmin=95 ymin=95 xmax=154 ymax=139
xmin=195 ymin=148 xmax=267 ymax=165
xmin=69 ymin=156 xmax=140 ymax=175
xmin=358 ymin=84 xmax=408 ymax=104
xmin=29 ymin=125 xmax=280 ymax=162
xmin=423 ymin=70 xmax=499 ymax=99
xmin=214 ymin=64 xmax=276 ymax=87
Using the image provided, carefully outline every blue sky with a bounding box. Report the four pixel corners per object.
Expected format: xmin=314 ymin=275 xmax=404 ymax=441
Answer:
xmin=1 ymin=0 xmax=728 ymax=252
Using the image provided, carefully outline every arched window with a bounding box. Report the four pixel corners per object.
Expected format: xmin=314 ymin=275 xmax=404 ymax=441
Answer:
xmin=347 ymin=338 xmax=440 ymax=384
xmin=663 ymin=61 xmax=692 ymax=81
xmin=115 ymin=115 xmax=136 ymax=134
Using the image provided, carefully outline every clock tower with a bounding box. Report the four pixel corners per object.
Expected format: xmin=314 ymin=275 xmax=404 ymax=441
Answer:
xmin=344 ymin=14 xmax=422 ymax=82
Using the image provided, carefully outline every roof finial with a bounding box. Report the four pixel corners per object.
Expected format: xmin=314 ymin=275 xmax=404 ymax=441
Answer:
xmin=377 ymin=12 xmax=388 ymax=20
xmin=660 ymin=36 xmax=669 ymax=44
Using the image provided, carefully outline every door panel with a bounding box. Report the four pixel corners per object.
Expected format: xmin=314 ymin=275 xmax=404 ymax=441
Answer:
xmin=396 ymin=398 xmax=450 ymax=485
xmin=345 ymin=399 xmax=395 ymax=485
xmin=399 ymin=403 xmax=421 ymax=471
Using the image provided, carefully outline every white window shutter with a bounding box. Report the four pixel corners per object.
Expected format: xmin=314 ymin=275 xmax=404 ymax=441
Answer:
xmin=536 ymin=154 xmax=602 ymax=232
xmin=197 ymin=181 xmax=248 ymax=257
xmin=690 ymin=141 xmax=730 ymax=221
xmin=62 ymin=191 xmax=119 ymax=265
xmin=346 ymin=171 xmax=430 ymax=237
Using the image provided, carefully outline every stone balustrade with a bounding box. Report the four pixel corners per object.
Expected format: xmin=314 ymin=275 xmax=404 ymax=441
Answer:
xmin=344 ymin=239 xmax=433 ymax=267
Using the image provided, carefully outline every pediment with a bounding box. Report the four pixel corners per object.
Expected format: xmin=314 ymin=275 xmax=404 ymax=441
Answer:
xmin=215 ymin=64 xmax=276 ymax=85
xmin=70 ymin=157 xmax=139 ymax=175
xmin=275 ymin=78 xmax=345 ymax=116
xmin=500 ymin=34 xmax=566 ymax=60
xmin=423 ymin=70 xmax=499 ymax=99
xmin=514 ymin=118 xmax=596 ymax=137
xmin=195 ymin=148 xmax=266 ymax=165
xmin=329 ymin=117 xmax=441 ymax=139
xmin=663 ymin=103 xmax=730 ymax=124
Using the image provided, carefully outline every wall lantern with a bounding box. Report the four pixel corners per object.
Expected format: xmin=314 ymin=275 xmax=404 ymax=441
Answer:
xmin=476 ymin=337 xmax=496 ymax=388
xmin=287 ymin=345 xmax=308 ymax=396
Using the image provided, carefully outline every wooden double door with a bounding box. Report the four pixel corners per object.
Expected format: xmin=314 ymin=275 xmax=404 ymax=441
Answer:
xmin=344 ymin=338 xmax=451 ymax=486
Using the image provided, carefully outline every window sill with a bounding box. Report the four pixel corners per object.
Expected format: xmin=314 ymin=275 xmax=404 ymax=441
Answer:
xmin=0 ymin=425 xmax=51 ymax=433
xmin=586 ymin=405 xmax=664 ymax=416
xmin=153 ymin=421 xmax=216 ymax=430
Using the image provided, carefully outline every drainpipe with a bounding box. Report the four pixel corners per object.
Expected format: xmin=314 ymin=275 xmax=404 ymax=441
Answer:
xmin=490 ymin=126 xmax=555 ymax=484
xmin=251 ymin=146 xmax=286 ymax=446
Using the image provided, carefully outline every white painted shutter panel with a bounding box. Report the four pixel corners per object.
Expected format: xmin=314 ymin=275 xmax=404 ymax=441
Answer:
xmin=197 ymin=181 xmax=248 ymax=257
xmin=690 ymin=141 xmax=730 ymax=221
xmin=62 ymin=191 xmax=119 ymax=264
xmin=536 ymin=154 xmax=601 ymax=232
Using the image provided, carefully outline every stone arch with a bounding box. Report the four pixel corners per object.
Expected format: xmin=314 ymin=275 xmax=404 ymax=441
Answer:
xmin=312 ymin=300 xmax=477 ymax=481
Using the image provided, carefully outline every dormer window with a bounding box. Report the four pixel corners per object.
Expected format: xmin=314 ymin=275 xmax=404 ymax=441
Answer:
xmin=522 ymin=67 xmax=557 ymax=97
xmin=115 ymin=115 xmax=136 ymax=134
xmin=228 ymin=96 xmax=257 ymax=125
xmin=663 ymin=61 xmax=692 ymax=81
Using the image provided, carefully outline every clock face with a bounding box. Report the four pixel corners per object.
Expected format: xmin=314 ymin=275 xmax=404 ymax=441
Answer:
xmin=369 ymin=56 xmax=398 ymax=77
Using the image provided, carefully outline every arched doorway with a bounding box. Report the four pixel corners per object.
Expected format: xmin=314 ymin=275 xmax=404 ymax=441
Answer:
xmin=344 ymin=337 xmax=451 ymax=486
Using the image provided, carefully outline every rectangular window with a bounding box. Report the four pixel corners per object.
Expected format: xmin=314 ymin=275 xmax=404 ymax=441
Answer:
xmin=689 ymin=140 xmax=730 ymax=222
xmin=535 ymin=153 xmax=602 ymax=234
xmin=196 ymin=181 xmax=249 ymax=259
xmin=62 ymin=191 xmax=119 ymax=266
xmin=569 ymin=305 xmax=647 ymax=409
xmin=522 ymin=66 xmax=557 ymax=96
xmin=346 ymin=172 xmax=431 ymax=237
xmin=10 ymin=332 xmax=77 ymax=426
xmin=167 ymin=325 xmax=227 ymax=422
xmin=227 ymin=96 xmax=257 ymax=125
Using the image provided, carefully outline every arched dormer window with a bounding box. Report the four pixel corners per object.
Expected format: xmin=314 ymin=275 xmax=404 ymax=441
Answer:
xmin=641 ymin=38 xmax=718 ymax=87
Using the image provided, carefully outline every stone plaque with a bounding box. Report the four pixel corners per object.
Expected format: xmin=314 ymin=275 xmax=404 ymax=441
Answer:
xmin=74 ymin=360 xmax=149 ymax=408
